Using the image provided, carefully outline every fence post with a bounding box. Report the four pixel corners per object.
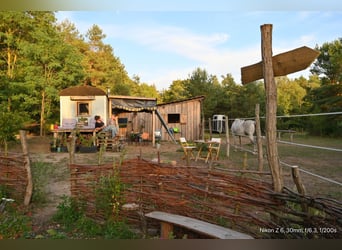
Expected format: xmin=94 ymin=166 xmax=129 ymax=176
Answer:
xmin=291 ymin=165 xmax=308 ymax=212
xmin=225 ymin=115 xmax=230 ymax=158
xmin=255 ymin=104 xmax=263 ymax=171
xmin=208 ymin=118 xmax=212 ymax=140
xmin=69 ymin=129 xmax=76 ymax=164
xmin=19 ymin=130 xmax=32 ymax=206
xmin=291 ymin=166 xmax=306 ymax=195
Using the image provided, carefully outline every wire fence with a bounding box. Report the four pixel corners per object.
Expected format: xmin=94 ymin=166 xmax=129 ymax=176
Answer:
xmin=223 ymin=111 xmax=342 ymax=190
xmin=229 ymin=111 xmax=342 ymax=120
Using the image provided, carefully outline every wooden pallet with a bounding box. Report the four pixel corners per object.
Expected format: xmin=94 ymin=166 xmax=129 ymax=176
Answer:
xmin=97 ymin=132 xmax=122 ymax=152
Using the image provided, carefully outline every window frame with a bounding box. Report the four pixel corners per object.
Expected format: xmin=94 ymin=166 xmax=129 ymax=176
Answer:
xmin=168 ymin=113 xmax=180 ymax=124
xmin=77 ymin=101 xmax=91 ymax=116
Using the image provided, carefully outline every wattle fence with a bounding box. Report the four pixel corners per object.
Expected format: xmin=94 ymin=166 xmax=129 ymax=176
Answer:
xmin=69 ymin=158 xmax=342 ymax=239
xmin=0 ymin=153 xmax=28 ymax=203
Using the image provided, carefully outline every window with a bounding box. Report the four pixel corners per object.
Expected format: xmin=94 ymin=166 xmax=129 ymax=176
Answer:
xmin=168 ymin=113 xmax=180 ymax=123
xmin=118 ymin=118 xmax=128 ymax=128
xmin=77 ymin=102 xmax=90 ymax=116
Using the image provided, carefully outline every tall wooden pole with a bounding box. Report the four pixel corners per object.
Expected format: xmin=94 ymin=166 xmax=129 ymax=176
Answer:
xmin=261 ymin=24 xmax=283 ymax=192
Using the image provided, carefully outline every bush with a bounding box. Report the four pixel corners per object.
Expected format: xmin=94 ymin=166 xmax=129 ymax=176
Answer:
xmin=0 ymin=201 xmax=32 ymax=239
xmin=53 ymin=195 xmax=138 ymax=239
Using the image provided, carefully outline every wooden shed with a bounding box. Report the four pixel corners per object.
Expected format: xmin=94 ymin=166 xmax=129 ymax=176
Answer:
xmin=108 ymin=95 xmax=158 ymax=142
xmin=156 ymin=96 xmax=205 ymax=141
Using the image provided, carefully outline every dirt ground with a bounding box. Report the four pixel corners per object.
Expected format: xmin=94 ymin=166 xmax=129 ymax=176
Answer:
xmin=9 ymin=135 xmax=212 ymax=230
xmin=7 ymin=134 xmax=342 ymax=231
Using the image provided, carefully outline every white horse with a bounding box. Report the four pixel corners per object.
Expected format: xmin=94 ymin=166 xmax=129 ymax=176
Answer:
xmin=231 ymin=119 xmax=256 ymax=147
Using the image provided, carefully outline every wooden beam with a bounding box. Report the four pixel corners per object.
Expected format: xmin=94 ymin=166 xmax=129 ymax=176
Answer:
xmin=241 ymin=46 xmax=320 ymax=84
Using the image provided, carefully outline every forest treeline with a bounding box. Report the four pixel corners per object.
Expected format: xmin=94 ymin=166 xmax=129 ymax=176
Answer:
xmin=0 ymin=11 xmax=341 ymax=145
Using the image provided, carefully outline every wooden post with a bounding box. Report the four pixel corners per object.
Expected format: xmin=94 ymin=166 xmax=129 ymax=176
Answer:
xmin=20 ymin=130 xmax=32 ymax=206
xmin=261 ymin=24 xmax=283 ymax=192
xmin=208 ymin=118 xmax=212 ymax=140
xmin=152 ymin=110 xmax=155 ymax=147
xmin=225 ymin=115 xmax=230 ymax=158
xmin=160 ymin=222 xmax=174 ymax=239
xmin=255 ymin=104 xmax=263 ymax=171
xmin=291 ymin=166 xmax=306 ymax=195
xmin=291 ymin=166 xmax=308 ymax=212
xmin=69 ymin=130 xmax=76 ymax=164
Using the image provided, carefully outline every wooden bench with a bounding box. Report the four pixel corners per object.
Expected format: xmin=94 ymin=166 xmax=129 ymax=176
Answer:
xmin=277 ymin=129 xmax=296 ymax=142
xmin=145 ymin=211 xmax=253 ymax=239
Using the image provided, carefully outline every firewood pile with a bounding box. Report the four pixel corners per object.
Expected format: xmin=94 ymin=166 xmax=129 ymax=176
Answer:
xmin=70 ymin=158 xmax=341 ymax=239
xmin=0 ymin=153 xmax=28 ymax=203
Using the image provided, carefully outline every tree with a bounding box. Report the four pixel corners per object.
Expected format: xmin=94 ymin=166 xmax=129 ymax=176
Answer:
xmin=276 ymin=76 xmax=306 ymax=115
xmin=161 ymin=79 xmax=188 ymax=103
xmin=0 ymin=107 xmax=27 ymax=154
xmin=83 ymin=24 xmax=131 ymax=93
xmin=21 ymin=12 xmax=84 ymax=135
xmin=311 ymin=38 xmax=342 ymax=85
xmin=185 ymin=68 xmax=220 ymax=118
xmin=307 ymin=38 xmax=342 ymax=136
xmin=0 ymin=12 xmax=33 ymax=111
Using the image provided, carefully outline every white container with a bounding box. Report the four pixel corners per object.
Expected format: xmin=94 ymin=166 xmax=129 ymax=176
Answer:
xmin=212 ymin=115 xmax=226 ymax=133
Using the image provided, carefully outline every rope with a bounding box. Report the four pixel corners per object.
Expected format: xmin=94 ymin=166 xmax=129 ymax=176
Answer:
xmin=280 ymin=161 xmax=342 ymax=187
xmin=229 ymin=111 xmax=342 ymax=120
xmin=278 ymin=140 xmax=342 ymax=152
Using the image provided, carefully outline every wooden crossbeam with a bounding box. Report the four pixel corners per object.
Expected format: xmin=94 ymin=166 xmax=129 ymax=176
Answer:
xmin=241 ymin=46 xmax=320 ymax=84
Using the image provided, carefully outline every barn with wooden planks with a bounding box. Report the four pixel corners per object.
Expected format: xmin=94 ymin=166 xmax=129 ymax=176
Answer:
xmin=156 ymin=96 xmax=205 ymax=141
xmin=109 ymin=95 xmax=158 ymax=143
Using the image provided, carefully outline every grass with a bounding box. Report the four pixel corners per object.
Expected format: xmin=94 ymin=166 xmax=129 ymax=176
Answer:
xmin=217 ymin=133 xmax=342 ymax=200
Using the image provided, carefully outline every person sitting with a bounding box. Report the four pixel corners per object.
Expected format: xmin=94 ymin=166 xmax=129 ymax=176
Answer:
xmin=94 ymin=115 xmax=118 ymax=138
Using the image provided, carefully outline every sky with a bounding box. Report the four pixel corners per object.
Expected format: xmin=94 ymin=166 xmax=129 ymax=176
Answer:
xmin=53 ymin=1 xmax=342 ymax=90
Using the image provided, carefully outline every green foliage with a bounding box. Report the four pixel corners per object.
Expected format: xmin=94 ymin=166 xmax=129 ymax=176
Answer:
xmin=103 ymin=219 xmax=138 ymax=239
xmin=30 ymin=161 xmax=56 ymax=204
xmin=311 ymin=38 xmax=342 ymax=84
xmin=0 ymin=202 xmax=32 ymax=239
xmin=94 ymin=163 xmax=125 ymax=220
xmin=0 ymin=185 xmax=9 ymax=199
xmin=52 ymin=195 xmax=86 ymax=231
xmin=0 ymin=108 xmax=27 ymax=153
xmin=52 ymin=195 xmax=137 ymax=239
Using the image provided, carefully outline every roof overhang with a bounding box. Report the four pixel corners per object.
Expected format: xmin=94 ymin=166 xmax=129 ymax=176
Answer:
xmin=109 ymin=95 xmax=157 ymax=112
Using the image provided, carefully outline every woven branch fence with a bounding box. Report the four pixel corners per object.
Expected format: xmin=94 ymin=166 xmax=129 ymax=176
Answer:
xmin=0 ymin=153 xmax=28 ymax=203
xmin=70 ymin=158 xmax=341 ymax=239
